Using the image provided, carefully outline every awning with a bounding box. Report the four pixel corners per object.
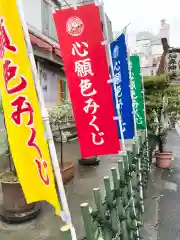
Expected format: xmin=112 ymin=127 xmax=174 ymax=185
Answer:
xmin=54 ymin=48 xmax=61 ymax=58
xmin=29 ymin=33 xmax=52 ymax=52
xmin=29 ymin=33 xmax=61 ymax=58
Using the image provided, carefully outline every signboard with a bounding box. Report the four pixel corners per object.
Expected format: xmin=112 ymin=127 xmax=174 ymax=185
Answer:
xmin=167 ymin=52 xmax=180 ymax=76
xmin=54 ymin=4 xmax=120 ymax=157
xmin=0 ymin=0 xmax=60 ymax=214
xmin=110 ymin=33 xmax=135 ymax=139
xmin=130 ymin=56 xmax=146 ymax=130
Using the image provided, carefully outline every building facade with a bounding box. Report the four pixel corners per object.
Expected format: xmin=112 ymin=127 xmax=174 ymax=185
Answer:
xmin=23 ymin=0 xmax=68 ymax=108
xmin=23 ymin=0 xmax=112 ymax=107
xmin=135 ymin=31 xmax=163 ymax=76
xmin=132 ymin=20 xmax=170 ymax=77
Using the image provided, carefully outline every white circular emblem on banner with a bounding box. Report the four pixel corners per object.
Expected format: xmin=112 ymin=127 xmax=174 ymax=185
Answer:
xmin=66 ymin=17 xmax=84 ymax=36
xmin=113 ymin=45 xmax=119 ymax=59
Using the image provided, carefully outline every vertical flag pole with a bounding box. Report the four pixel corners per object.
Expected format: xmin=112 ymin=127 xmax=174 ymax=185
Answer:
xmin=141 ymin=74 xmax=148 ymax=133
xmin=96 ymin=0 xmax=126 ymax=153
xmin=141 ymin=73 xmax=150 ymax=169
xmin=15 ymin=0 xmax=77 ymax=239
xmin=124 ymin=29 xmax=138 ymax=139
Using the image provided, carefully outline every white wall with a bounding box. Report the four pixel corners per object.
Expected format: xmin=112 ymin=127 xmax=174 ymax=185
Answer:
xmin=141 ymin=67 xmax=154 ymax=76
xmin=152 ymin=44 xmax=163 ymax=56
xmin=136 ymin=40 xmax=151 ymax=55
xmin=23 ymin=0 xmax=42 ymax=32
xmin=136 ymin=37 xmax=163 ymax=76
xmin=39 ymin=62 xmax=59 ymax=108
xmin=160 ymin=20 xmax=170 ymax=44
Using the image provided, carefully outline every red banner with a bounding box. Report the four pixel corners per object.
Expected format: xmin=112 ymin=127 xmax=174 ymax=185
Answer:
xmin=54 ymin=4 xmax=120 ymax=157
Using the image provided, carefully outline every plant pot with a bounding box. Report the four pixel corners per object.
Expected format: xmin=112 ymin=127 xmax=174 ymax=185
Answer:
xmin=61 ymin=162 xmax=75 ymax=184
xmin=1 ymin=180 xmax=35 ymax=213
xmin=155 ymin=151 xmax=172 ymax=169
xmin=78 ymin=156 xmax=99 ymax=166
xmin=0 ymin=173 xmax=41 ymax=223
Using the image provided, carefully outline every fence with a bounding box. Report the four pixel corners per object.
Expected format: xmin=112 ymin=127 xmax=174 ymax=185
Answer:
xmin=61 ymin=132 xmax=150 ymax=240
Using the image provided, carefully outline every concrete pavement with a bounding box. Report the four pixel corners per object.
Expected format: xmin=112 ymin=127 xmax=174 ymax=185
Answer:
xmin=0 ymin=140 xmax=125 ymax=239
xmin=1 ymin=130 xmax=180 ymax=239
xmin=157 ymin=130 xmax=180 ymax=240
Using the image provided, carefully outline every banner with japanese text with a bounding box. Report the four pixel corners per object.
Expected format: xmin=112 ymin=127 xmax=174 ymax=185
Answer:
xmin=130 ymin=56 xmax=146 ymax=130
xmin=0 ymin=0 xmax=60 ymax=214
xmin=54 ymin=4 xmax=121 ymax=157
xmin=110 ymin=33 xmax=135 ymax=139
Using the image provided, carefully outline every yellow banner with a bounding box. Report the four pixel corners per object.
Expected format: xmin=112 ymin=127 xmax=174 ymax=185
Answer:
xmin=0 ymin=0 xmax=60 ymax=214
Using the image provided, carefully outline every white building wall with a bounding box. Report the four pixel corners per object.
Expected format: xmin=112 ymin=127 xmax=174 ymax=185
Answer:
xmin=141 ymin=67 xmax=152 ymax=76
xmin=39 ymin=62 xmax=60 ymax=108
xmin=160 ymin=19 xmax=170 ymax=44
xmin=152 ymin=44 xmax=163 ymax=56
xmin=23 ymin=0 xmax=65 ymax=108
xmin=23 ymin=0 xmax=42 ymax=32
xmin=135 ymin=39 xmax=163 ymax=76
xmin=136 ymin=40 xmax=151 ymax=54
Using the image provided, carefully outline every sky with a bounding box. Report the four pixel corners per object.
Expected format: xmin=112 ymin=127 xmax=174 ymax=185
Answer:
xmin=103 ymin=0 xmax=180 ymax=48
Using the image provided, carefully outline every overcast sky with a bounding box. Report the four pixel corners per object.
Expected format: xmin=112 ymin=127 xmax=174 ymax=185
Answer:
xmin=103 ymin=0 xmax=180 ymax=48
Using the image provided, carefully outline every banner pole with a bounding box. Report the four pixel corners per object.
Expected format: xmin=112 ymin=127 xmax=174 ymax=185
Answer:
xmin=97 ymin=0 xmax=126 ymax=153
xmin=140 ymin=73 xmax=150 ymax=168
xmin=141 ymin=75 xmax=148 ymax=132
xmin=15 ymin=0 xmax=77 ymax=239
xmin=124 ymin=30 xmax=138 ymax=139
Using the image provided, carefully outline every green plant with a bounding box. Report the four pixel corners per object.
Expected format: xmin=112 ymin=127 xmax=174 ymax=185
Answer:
xmin=48 ymin=101 xmax=72 ymax=125
xmin=144 ymin=52 xmax=180 ymax=153
xmin=48 ymin=101 xmax=73 ymax=167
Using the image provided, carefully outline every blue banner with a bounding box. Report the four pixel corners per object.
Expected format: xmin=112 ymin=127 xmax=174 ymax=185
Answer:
xmin=110 ymin=33 xmax=135 ymax=139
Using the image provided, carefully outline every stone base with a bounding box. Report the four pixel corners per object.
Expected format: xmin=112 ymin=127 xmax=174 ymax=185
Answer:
xmin=0 ymin=203 xmax=41 ymax=224
xmin=78 ymin=156 xmax=100 ymax=166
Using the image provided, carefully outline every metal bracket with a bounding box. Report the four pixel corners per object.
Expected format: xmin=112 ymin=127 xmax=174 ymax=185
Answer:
xmin=73 ymin=4 xmax=78 ymax=10
xmin=107 ymin=78 xmax=114 ymax=83
xmin=113 ymin=116 xmax=121 ymax=121
xmin=101 ymin=40 xmax=109 ymax=46
xmin=116 ymin=104 xmax=120 ymax=109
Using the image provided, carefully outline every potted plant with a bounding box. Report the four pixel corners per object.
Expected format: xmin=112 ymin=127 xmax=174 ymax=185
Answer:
xmin=0 ymin=102 xmax=40 ymax=223
xmin=48 ymin=101 xmax=75 ymax=184
xmin=144 ymin=52 xmax=180 ymax=168
xmin=150 ymin=104 xmax=172 ymax=169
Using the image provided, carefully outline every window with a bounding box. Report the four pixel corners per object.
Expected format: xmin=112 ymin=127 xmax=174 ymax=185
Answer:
xmin=42 ymin=0 xmax=58 ymax=41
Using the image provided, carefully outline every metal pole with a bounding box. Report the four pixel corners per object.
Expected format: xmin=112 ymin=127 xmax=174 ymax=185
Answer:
xmin=141 ymin=73 xmax=150 ymax=168
xmin=113 ymin=23 xmax=131 ymax=41
xmin=96 ymin=0 xmax=126 ymax=153
xmin=15 ymin=1 xmax=77 ymax=239
xmin=141 ymin=74 xmax=148 ymax=134
xmin=124 ymin=29 xmax=138 ymax=139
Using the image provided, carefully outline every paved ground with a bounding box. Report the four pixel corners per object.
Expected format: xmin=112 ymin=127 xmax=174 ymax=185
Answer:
xmin=141 ymin=165 xmax=162 ymax=240
xmin=138 ymin=129 xmax=180 ymax=240
xmin=157 ymin=130 xmax=180 ymax=240
xmin=0 ymin=130 xmax=180 ymax=240
xmin=0 ymin=139 xmax=131 ymax=240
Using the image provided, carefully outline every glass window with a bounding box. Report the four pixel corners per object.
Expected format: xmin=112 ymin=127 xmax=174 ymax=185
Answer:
xmin=42 ymin=0 xmax=58 ymax=41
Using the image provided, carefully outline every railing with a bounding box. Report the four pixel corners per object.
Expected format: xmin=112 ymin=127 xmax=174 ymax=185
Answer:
xmin=61 ymin=133 xmax=150 ymax=240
